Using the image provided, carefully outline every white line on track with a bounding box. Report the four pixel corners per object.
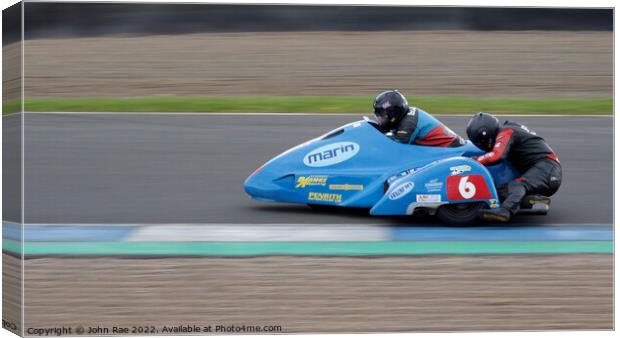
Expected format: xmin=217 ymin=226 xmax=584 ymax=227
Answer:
xmin=20 ymin=112 xmax=613 ymax=118
xmin=126 ymin=224 xmax=390 ymax=242
xmin=2 ymin=112 xmax=23 ymax=117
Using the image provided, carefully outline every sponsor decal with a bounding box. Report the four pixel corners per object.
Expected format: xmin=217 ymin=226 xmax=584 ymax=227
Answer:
xmin=329 ymin=184 xmax=364 ymax=191
xmin=295 ymin=176 xmax=328 ymax=188
xmin=416 ymin=194 xmax=441 ymax=203
xmin=424 ymin=178 xmax=443 ymax=192
xmin=387 ymin=168 xmax=418 ymax=185
xmin=303 ymin=142 xmax=360 ymax=167
xmin=490 ymin=199 xmax=499 ymax=208
xmin=308 ymin=192 xmax=342 ymax=203
xmin=446 ymin=174 xmax=492 ymax=200
xmin=388 ymin=181 xmax=414 ymax=200
xmin=449 ymin=165 xmax=472 ymax=176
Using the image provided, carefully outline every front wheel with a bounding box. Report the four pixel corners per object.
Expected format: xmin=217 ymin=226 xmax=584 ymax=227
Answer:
xmin=436 ymin=202 xmax=485 ymax=226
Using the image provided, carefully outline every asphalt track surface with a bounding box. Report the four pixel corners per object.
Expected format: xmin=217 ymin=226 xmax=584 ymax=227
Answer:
xmin=13 ymin=113 xmax=613 ymax=225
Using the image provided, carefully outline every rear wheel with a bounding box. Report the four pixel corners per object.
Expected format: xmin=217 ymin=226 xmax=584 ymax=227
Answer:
xmin=436 ymin=202 xmax=485 ymax=226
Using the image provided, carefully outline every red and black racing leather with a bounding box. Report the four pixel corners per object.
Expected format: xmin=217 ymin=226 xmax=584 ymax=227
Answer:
xmin=476 ymin=121 xmax=559 ymax=172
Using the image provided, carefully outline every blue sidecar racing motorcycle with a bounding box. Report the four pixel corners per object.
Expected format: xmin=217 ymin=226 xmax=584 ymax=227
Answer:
xmin=244 ymin=118 xmax=550 ymax=225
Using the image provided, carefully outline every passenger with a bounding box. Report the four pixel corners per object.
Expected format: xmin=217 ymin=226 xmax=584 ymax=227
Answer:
xmin=466 ymin=112 xmax=562 ymax=222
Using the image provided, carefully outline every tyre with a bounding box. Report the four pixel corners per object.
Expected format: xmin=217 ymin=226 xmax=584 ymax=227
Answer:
xmin=436 ymin=202 xmax=485 ymax=226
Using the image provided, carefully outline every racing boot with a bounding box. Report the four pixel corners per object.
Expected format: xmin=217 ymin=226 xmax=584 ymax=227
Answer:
xmin=478 ymin=207 xmax=511 ymax=222
xmin=520 ymin=195 xmax=551 ymax=209
xmin=479 ymin=181 xmax=526 ymax=222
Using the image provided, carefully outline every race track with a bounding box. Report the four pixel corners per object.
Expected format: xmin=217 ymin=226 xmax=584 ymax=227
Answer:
xmin=16 ymin=113 xmax=612 ymax=225
xmin=3 ymin=112 xmax=613 ymax=333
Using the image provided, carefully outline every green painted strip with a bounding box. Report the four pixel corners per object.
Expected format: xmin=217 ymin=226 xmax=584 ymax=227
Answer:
xmin=3 ymin=239 xmax=22 ymax=254
xmin=3 ymin=240 xmax=612 ymax=256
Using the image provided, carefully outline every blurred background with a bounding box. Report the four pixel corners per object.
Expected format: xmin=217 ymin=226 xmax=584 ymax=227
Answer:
xmin=14 ymin=3 xmax=613 ymax=113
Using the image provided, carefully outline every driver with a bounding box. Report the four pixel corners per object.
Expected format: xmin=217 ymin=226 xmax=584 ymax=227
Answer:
xmin=466 ymin=112 xmax=562 ymax=222
xmin=373 ymin=90 xmax=465 ymax=147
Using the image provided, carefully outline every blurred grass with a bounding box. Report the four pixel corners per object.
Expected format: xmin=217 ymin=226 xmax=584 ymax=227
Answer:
xmin=2 ymin=100 xmax=21 ymax=114
xmin=5 ymin=96 xmax=613 ymax=115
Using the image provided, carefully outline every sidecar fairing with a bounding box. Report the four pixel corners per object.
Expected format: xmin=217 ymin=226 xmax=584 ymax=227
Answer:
xmin=244 ymin=119 xmax=518 ymax=216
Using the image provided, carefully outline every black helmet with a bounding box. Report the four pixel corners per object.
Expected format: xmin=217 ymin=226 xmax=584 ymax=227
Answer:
xmin=373 ymin=90 xmax=410 ymax=129
xmin=466 ymin=112 xmax=500 ymax=151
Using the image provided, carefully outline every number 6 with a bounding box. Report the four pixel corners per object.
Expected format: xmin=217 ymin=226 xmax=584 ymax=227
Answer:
xmin=458 ymin=176 xmax=476 ymax=199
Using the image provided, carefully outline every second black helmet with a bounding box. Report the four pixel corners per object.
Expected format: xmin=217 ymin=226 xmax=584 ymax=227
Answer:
xmin=466 ymin=112 xmax=500 ymax=152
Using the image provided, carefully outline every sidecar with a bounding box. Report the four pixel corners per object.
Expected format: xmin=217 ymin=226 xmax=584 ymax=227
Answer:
xmin=244 ymin=118 xmax=546 ymax=225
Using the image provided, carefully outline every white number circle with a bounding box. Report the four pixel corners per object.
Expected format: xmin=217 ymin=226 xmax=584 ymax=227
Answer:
xmin=458 ymin=176 xmax=476 ymax=199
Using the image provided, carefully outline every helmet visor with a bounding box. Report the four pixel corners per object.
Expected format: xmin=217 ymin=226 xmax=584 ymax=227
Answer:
xmin=374 ymin=107 xmax=398 ymax=127
xmin=373 ymin=107 xmax=386 ymax=124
